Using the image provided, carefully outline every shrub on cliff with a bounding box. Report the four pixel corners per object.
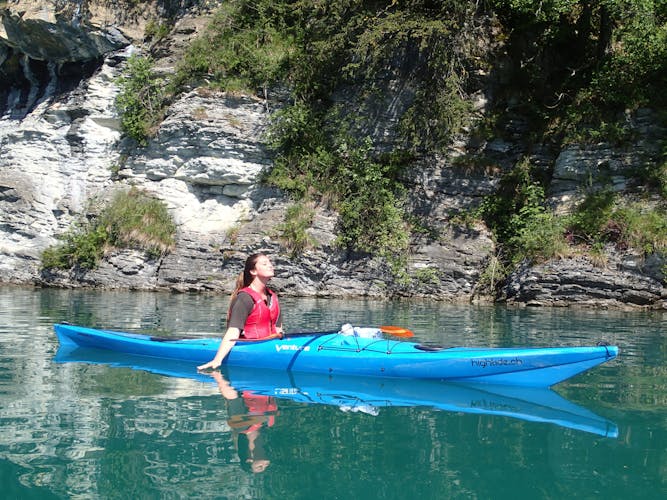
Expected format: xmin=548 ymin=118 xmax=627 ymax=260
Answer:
xmin=174 ymin=1 xmax=293 ymax=95
xmin=115 ymin=55 xmax=167 ymax=146
xmin=41 ymin=188 xmax=176 ymax=271
xmin=567 ymin=191 xmax=667 ymax=255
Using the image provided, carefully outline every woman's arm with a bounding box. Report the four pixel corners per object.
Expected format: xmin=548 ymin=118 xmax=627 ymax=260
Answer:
xmin=197 ymin=327 xmax=241 ymax=371
xmin=210 ymin=370 xmax=239 ymax=399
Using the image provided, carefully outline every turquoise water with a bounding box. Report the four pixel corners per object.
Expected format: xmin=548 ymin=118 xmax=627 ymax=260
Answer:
xmin=0 ymin=287 xmax=665 ymax=499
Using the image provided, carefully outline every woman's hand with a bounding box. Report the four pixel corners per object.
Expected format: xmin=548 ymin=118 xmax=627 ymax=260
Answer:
xmin=197 ymin=359 xmax=222 ymax=371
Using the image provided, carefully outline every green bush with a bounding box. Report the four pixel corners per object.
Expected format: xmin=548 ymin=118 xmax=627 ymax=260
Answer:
xmin=174 ymin=1 xmax=480 ymax=260
xmin=278 ymin=202 xmax=316 ymax=256
xmin=99 ymin=187 xmax=176 ymax=258
xmin=42 ymin=188 xmax=176 ymax=270
xmin=566 ymin=190 xmax=617 ymax=244
xmin=413 ymin=266 xmax=441 ymax=286
xmin=267 ymin=119 xmax=410 ymax=259
xmin=490 ymin=1 xmax=667 ymax=143
xmin=477 ymin=158 xmax=571 ymax=264
xmin=263 ymin=101 xmax=411 ymax=259
xmin=508 ymin=209 xmax=569 ymax=263
xmin=168 ymin=0 xmax=667 ymax=279
xmin=175 ymin=1 xmax=294 ymax=94
xmin=115 ymin=55 xmax=167 ymax=146
xmin=588 ymin=3 xmax=667 ymax=109
xmin=145 ymin=20 xmax=172 ymax=42
xmin=613 ymin=204 xmax=667 ymax=254
xmin=42 ymin=224 xmax=108 ymax=270
xmin=477 ymin=158 xmax=545 ymax=244
xmin=636 ymin=149 xmax=667 ymax=198
xmin=476 ymin=255 xmax=508 ymax=296
xmin=564 ymin=191 xmax=667 ymax=255
xmin=333 ymin=140 xmax=409 ymax=258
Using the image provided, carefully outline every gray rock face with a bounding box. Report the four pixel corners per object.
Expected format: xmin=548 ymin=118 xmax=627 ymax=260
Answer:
xmin=0 ymin=47 xmax=126 ymax=282
xmin=0 ymin=3 xmax=130 ymax=118
xmin=119 ymin=89 xmax=272 ymax=234
xmin=505 ymin=253 xmax=666 ymax=309
xmin=0 ymin=1 xmax=665 ymax=308
xmin=548 ymin=109 xmax=665 ymax=212
xmin=0 ymin=7 xmax=127 ymax=63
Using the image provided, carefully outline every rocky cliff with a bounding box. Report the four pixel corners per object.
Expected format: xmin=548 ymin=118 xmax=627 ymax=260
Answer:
xmin=1 ymin=0 xmax=665 ymax=308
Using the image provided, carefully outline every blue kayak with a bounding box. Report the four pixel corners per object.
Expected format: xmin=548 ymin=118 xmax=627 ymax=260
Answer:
xmin=53 ymin=345 xmax=619 ymax=437
xmin=53 ymin=323 xmax=618 ymax=387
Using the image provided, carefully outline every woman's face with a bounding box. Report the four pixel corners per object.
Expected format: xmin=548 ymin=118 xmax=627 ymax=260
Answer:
xmin=251 ymin=255 xmax=275 ymax=280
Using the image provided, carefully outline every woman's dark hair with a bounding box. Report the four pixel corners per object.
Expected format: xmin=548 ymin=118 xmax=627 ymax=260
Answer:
xmin=237 ymin=432 xmax=269 ymax=473
xmin=228 ymin=253 xmax=265 ymax=315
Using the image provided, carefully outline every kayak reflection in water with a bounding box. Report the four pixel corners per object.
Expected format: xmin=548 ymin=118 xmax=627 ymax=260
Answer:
xmin=198 ymin=253 xmax=284 ymax=371
xmin=211 ymin=371 xmax=277 ymax=473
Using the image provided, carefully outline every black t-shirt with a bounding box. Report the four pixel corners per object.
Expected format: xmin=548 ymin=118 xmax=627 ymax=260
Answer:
xmin=227 ymin=291 xmax=281 ymax=331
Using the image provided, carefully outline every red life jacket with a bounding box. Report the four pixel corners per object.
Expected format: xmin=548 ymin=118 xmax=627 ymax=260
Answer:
xmin=228 ymin=393 xmax=278 ymax=432
xmin=239 ymin=286 xmax=280 ymax=339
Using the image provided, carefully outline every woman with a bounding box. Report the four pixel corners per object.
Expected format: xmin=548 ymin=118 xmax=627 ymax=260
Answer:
xmin=197 ymin=253 xmax=283 ymax=371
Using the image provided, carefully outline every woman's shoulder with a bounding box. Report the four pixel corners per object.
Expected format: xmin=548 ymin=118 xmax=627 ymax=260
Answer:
xmin=236 ymin=290 xmax=257 ymax=304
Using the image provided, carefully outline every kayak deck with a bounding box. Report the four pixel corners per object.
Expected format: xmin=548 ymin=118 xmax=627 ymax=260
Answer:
xmin=53 ymin=323 xmax=619 ymax=387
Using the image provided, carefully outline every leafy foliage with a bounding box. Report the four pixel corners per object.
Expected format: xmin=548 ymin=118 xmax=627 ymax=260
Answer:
xmin=176 ymin=1 xmax=483 ymax=261
xmin=278 ymin=202 xmax=316 ymax=256
xmin=472 ymin=1 xmax=667 ymax=270
xmin=144 ymin=20 xmax=172 ymax=43
xmin=566 ymin=190 xmax=617 ymax=244
xmin=613 ymin=204 xmax=667 ymax=254
xmin=266 ymin=108 xmax=410 ymax=258
xmin=566 ymin=192 xmax=667 ymax=254
xmin=477 ymin=158 xmax=569 ymax=264
xmin=332 ymin=140 xmax=409 ymax=258
xmin=590 ymin=0 xmax=667 ymax=107
xmin=41 ymin=224 xmax=108 ymax=270
xmin=115 ymin=55 xmax=167 ymax=146
xmin=42 ymin=188 xmax=176 ymax=271
xmin=175 ymin=1 xmax=295 ymax=94
xmin=490 ymin=0 xmax=667 ymax=142
xmin=478 ymin=156 xmax=667 ymax=268
xmin=637 ymin=151 xmax=667 ymax=198
xmin=99 ymin=187 xmax=176 ymax=258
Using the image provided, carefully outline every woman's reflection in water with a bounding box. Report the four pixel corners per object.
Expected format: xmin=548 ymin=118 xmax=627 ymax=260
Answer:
xmin=211 ymin=371 xmax=277 ymax=473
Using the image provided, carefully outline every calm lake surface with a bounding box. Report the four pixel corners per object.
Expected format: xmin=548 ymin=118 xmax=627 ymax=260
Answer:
xmin=0 ymin=286 xmax=665 ymax=499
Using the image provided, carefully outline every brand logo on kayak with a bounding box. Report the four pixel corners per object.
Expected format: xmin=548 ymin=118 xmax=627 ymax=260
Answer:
xmin=470 ymin=399 xmax=517 ymax=411
xmin=274 ymin=388 xmax=300 ymax=395
xmin=275 ymin=344 xmax=311 ymax=352
xmin=471 ymin=357 xmax=523 ymax=368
